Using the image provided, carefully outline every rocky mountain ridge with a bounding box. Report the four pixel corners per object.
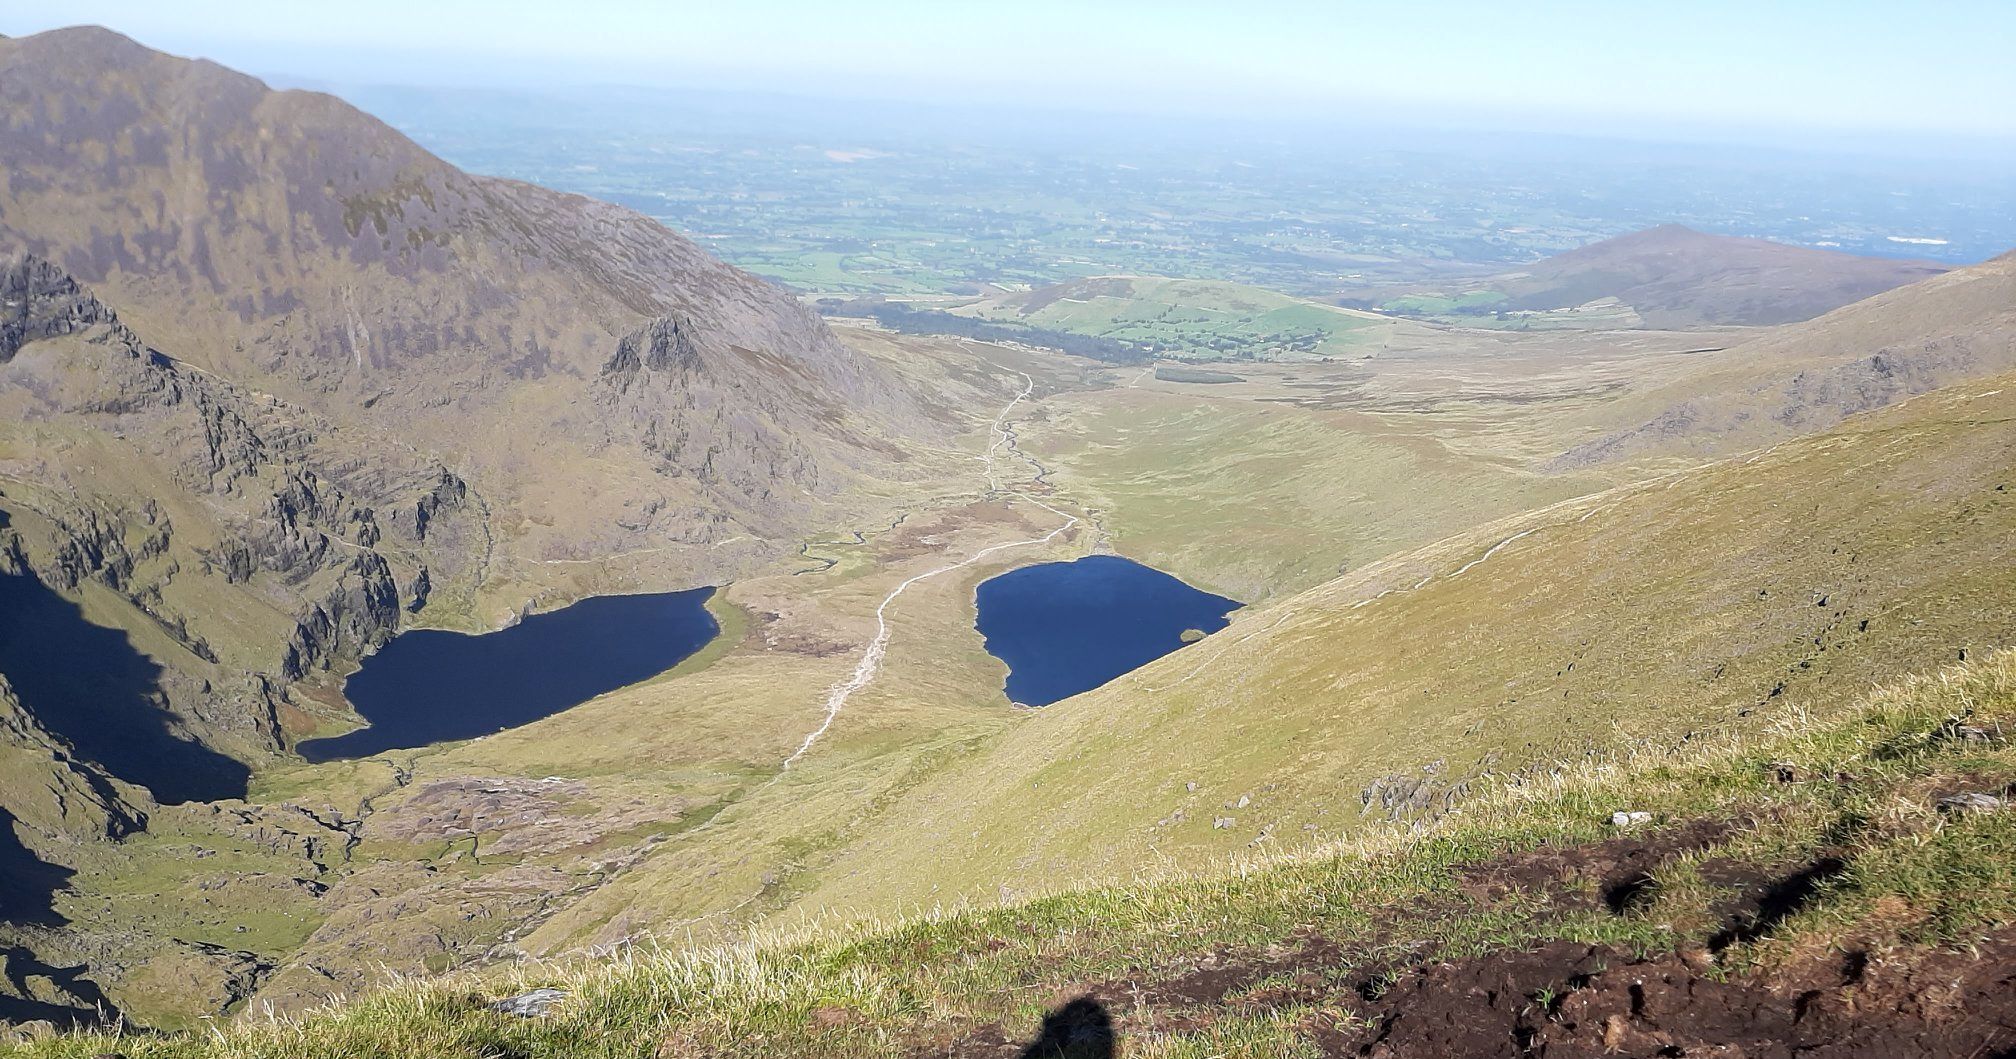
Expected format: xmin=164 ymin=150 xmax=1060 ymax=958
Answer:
xmin=0 ymin=26 xmax=944 ymax=569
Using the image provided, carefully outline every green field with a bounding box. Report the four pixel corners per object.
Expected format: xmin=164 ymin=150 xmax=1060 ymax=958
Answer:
xmin=950 ymin=276 xmax=1439 ymax=361
xmin=1378 ymin=288 xmax=1508 ymax=313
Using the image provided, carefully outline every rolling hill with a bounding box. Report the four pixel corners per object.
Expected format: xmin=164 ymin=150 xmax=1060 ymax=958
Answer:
xmin=1344 ymin=225 xmax=1948 ymax=329
xmin=1555 ymin=248 xmax=2016 ymax=469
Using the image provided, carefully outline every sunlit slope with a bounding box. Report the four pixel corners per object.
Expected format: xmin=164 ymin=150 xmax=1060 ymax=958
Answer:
xmin=1019 ymin=386 xmax=1600 ymax=600
xmin=19 ymin=651 xmax=2016 ymax=1058
xmin=791 ymin=373 xmax=2016 ymax=914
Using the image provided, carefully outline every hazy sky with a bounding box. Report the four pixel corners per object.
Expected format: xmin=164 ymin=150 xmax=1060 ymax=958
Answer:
xmin=8 ymin=1 xmax=2015 ymax=138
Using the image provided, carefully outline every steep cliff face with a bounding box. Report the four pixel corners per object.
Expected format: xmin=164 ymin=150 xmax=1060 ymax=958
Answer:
xmin=0 ymin=255 xmax=486 ymax=790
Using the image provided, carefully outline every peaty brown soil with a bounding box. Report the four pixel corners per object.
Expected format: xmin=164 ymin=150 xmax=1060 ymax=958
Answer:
xmin=1347 ymin=933 xmax=2016 ymax=1058
xmin=925 ymin=819 xmax=2016 ymax=1059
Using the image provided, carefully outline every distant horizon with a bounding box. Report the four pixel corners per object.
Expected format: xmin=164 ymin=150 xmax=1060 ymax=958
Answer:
xmin=265 ymin=69 xmax=2016 ymax=170
xmin=5 ymin=1 xmax=2015 ymax=154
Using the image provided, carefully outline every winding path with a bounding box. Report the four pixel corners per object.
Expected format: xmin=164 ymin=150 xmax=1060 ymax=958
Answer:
xmin=783 ymin=370 xmax=1079 ymax=768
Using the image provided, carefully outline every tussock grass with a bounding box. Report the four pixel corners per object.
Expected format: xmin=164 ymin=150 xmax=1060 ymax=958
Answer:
xmin=15 ymin=652 xmax=2016 ymax=1058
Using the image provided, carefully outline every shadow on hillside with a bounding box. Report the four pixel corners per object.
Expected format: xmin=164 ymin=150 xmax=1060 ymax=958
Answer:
xmin=0 ymin=942 xmax=116 ymax=1028
xmin=0 ymin=810 xmax=116 ymax=1027
xmin=0 ymin=571 xmax=249 ymax=803
xmin=0 ymin=809 xmax=68 ymax=927
xmin=1017 ymin=997 xmax=1115 ymax=1059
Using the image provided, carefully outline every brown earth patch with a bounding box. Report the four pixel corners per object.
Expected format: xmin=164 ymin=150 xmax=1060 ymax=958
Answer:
xmin=1456 ymin=818 xmax=1737 ymax=914
xmin=1351 ymin=931 xmax=2016 ymax=1058
xmin=753 ymin=609 xmax=851 ymax=657
xmin=873 ymin=501 xmax=1039 ymax=563
xmin=920 ymin=816 xmax=2016 ymax=1058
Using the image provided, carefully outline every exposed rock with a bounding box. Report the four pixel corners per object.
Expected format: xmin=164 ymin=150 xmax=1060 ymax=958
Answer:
xmin=488 ymin=987 xmax=566 ymax=1017
xmin=1938 ymin=720 xmax=2001 ymax=746
xmin=1937 ymin=792 xmax=2005 ymax=815
xmin=0 ymin=256 xmax=112 ymax=362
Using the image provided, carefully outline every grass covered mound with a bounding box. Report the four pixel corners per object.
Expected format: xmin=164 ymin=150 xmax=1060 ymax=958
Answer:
xmin=16 ymin=652 xmax=2016 ymax=1058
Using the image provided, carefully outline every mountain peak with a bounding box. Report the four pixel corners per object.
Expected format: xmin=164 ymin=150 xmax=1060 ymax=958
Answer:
xmin=6 ymin=24 xmax=188 ymax=73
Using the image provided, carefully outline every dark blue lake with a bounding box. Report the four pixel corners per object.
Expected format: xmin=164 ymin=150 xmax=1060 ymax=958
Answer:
xmin=297 ymin=588 xmax=719 ymax=762
xmin=975 ymin=555 xmax=1242 ymax=706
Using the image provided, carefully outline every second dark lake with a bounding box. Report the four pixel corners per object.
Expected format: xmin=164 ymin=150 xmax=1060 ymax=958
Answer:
xmin=297 ymin=588 xmax=719 ymax=762
xmin=974 ymin=554 xmax=1242 ymax=706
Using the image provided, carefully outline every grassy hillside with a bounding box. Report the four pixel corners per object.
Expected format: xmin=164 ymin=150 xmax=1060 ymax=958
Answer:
xmin=950 ymin=277 xmax=1440 ymax=362
xmin=15 ymin=649 xmax=2016 ymax=1056
xmin=1016 ymin=385 xmax=1599 ymax=600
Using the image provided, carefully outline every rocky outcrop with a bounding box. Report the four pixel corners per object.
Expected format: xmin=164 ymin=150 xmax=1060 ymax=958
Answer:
xmin=601 ymin=315 xmax=703 ymax=383
xmin=594 ymin=313 xmax=874 ymax=511
xmin=278 ymin=553 xmax=404 ymax=681
xmin=0 ymin=256 xmax=113 ymax=363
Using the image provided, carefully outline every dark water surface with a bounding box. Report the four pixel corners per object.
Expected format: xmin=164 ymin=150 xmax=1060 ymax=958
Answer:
xmin=298 ymin=588 xmax=718 ymax=762
xmin=974 ymin=555 xmax=1241 ymax=706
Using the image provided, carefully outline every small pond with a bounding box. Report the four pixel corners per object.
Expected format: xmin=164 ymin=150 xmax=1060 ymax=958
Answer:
xmin=297 ymin=588 xmax=719 ymax=762
xmin=974 ymin=555 xmax=1241 ymax=707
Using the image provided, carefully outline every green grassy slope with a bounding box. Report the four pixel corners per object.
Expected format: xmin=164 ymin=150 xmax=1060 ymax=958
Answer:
xmin=1019 ymin=386 xmax=1599 ymax=600
xmin=17 ymin=650 xmax=2016 ymax=1057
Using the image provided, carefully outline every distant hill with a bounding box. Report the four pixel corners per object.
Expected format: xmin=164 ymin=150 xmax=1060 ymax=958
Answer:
xmin=1556 ymin=248 xmax=2016 ymax=468
xmin=1344 ymin=225 xmax=1948 ymax=329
